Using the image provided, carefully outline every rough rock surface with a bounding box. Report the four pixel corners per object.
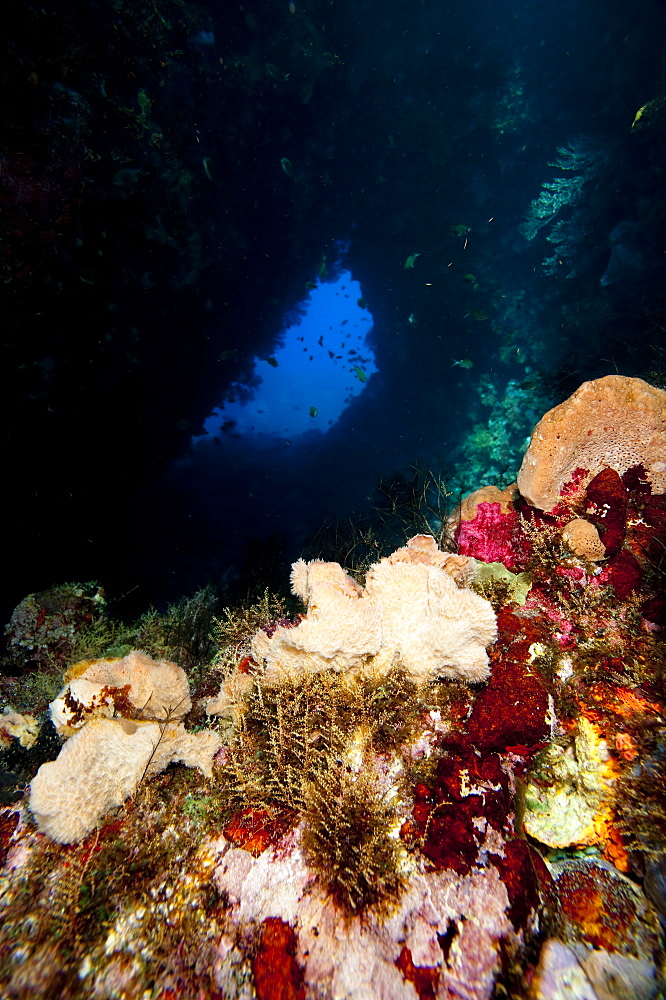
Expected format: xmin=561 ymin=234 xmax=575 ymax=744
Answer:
xmin=213 ymin=824 xmax=516 ymax=1000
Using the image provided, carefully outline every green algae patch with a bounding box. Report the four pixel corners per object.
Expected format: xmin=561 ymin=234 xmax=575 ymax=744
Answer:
xmin=472 ymin=561 xmax=532 ymax=607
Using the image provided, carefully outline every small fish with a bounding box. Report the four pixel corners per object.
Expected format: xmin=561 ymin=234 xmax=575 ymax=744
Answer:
xmin=450 ymin=224 xmax=470 ymax=237
xmin=218 ymin=349 xmax=238 ymax=361
xmin=462 ymin=273 xmax=478 ymax=287
xmin=357 ymin=297 xmax=367 ymax=309
xmin=404 ymin=253 xmax=421 ymax=269
xmin=265 ymin=357 xmax=279 ymax=367
xmin=452 ymin=358 xmax=474 ymax=369
xmin=202 ymin=157 xmax=214 ymax=181
xmin=352 ymin=366 xmax=367 ymax=382
xmin=466 ymin=309 xmax=488 ymax=321
xmin=305 ymin=280 xmax=317 ymax=290
xmin=318 ymin=254 xmax=327 ymax=279
xmin=280 ymin=157 xmax=295 ymax=178
xmin=309 ymin=406 xmax=318 ymax=418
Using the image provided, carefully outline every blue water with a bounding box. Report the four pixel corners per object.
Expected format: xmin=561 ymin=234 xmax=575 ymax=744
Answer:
xmin=197 ymin=270 xmax=377 ymax=440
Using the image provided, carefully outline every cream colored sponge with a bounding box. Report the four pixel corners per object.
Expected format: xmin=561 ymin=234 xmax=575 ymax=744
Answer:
xmin=29 ymin=717 xmax=221 ymax=844
xmin=249 ymin=535 xmax=496 ymax=687
xmin=50 ymin=650 xmax=192 ymax=735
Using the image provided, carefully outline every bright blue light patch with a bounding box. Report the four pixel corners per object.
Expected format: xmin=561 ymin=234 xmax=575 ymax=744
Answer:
xmin=200 ymin=271 xmax=377 ymax=440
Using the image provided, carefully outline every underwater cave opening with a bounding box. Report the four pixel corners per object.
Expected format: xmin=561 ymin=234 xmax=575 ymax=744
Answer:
xmin=195 ymin=268 xmax=378 ymax=443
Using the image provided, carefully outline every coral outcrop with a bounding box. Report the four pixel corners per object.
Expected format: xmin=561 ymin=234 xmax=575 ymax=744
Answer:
xmin=243 ymin=534 xmax=497 ymax=688
xmin=29 ymin=717 xmax=221 ymax=844
xmin=214 ymin=826 xmax=519 ymax=1000
xmin=5 ymin=583 xmax=106 ymax=670
xmin=4 ymin=378 xmax=666 ymax=999
xmin=517 ymin=375 xmax=666 ymax=511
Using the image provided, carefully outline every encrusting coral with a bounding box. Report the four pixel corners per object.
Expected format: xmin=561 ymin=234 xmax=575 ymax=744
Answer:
xmin=517 ymin=374 xmax=666 ymax=511
xmin=226 ymin=534 xmax=497 ymax=690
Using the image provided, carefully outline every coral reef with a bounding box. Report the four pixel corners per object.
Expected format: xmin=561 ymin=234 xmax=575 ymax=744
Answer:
xmin=2 ymin=377 xmax=666 ymax=998
xmin=214 ymin=833 xmax=521 ymax=1000
xmin=5 ymin=582 xmax=106 ymax=671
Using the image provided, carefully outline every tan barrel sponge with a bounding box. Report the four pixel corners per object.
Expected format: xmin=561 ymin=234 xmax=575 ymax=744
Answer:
xmin=517 ymin=375 xmax=666 ymax=512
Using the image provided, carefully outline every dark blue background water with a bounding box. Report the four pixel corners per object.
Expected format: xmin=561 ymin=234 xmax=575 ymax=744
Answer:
xmin=3 ymin=0 xmax=666 ymax=619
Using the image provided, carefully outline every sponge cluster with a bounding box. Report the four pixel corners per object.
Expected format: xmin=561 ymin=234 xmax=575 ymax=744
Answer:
xmin=29 ymin=651 xmax=221 ymax=844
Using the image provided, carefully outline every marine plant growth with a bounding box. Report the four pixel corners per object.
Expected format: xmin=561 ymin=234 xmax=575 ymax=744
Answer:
xmin=0 ymin=375 xmax=665 ymax=998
